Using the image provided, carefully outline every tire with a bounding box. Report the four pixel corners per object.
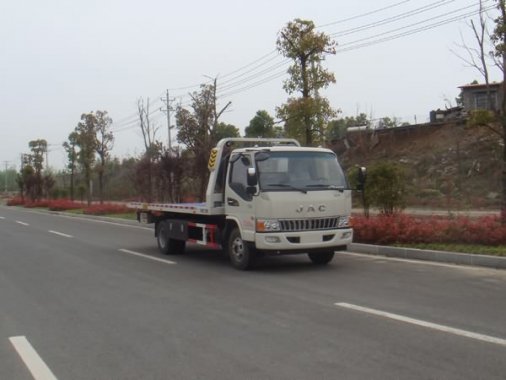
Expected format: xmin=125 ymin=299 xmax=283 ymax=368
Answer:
xmin=227 ymin=227 xmax=256 ymax=270
xmin=168 ymin=239 xmax=185 ymax=255
xmin=308 ymin=251 xmax=335 ymax=265
xmin=157 ymin=221 xmax=170 ymax=254
xmin=157 ymin=221 xmax=186 ymax=255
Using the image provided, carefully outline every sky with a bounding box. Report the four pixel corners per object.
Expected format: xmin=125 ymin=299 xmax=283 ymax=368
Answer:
xmin=0 ymin=0 xmax=501 ymax=171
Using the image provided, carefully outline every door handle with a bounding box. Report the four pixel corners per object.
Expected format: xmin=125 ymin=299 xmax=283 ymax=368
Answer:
xmin=227 ymin=198 xmax=239 ymax=206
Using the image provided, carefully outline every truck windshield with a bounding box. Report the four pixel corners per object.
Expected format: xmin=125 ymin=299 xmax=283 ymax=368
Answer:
xmin=256 ymin=151 xmax=347 ymax=192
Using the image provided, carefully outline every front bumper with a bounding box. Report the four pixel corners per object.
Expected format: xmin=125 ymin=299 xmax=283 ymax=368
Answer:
xmin=254 ymin=228 xmax=353 ymax=253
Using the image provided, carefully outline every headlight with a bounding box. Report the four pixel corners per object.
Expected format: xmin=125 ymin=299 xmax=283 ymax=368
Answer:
xmin=256 ymin=219 xmax=281 ymax=232
xmin=338 ymin=216 xmax=350 ymax=228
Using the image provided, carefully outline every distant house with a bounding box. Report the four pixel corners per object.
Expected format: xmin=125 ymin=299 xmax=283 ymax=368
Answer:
xmin=429 ymin=106 xmax=464 ymax=123
xmin=458 ymin=82 xmax=503 ymax=112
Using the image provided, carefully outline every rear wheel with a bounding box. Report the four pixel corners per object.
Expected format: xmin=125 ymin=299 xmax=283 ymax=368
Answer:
xmin=157 ymin=221 xmax=186 ymax=255
xmin=227 ymin=227 xmax=256 ymax=270
xmin=308 ymin=251 xmax=335 ymax=265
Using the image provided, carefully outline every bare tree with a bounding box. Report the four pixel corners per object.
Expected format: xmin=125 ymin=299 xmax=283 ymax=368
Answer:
xmin=136 ymin=97 xmax=161 ymax=202
xmin=176 ymin=79 xmax=231 ymax=200
xmin=456 ymin=0 xmax=506 ymax=223
xmin=452 ymin=0 xmax=498 ymax=117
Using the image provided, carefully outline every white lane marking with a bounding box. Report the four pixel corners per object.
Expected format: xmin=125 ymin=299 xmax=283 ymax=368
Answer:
xmin=0 ymin=206 xmax=151 ymax=231
xmin=0 ymin=216 xmax=5 ymax=219
xmin=335 ymin=302 xmax=506 ymax=347
xmin=119 ymin=249 xmax=176 ymax=265
xmin=16 ymin=221 xmax=29 ymax=226
xmin=9 ymin=336 xmax=58 ymax=380
xmin=49 ymin=230 xmax=73 ymax=238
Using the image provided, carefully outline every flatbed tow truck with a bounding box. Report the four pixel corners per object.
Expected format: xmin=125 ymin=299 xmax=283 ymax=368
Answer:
xmin=129 ymin=138 xmax=355 ymax=270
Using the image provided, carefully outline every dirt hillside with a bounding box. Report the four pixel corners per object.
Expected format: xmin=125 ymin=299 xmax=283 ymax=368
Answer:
xmin=330 ymin=121 xmax=503 ymax=210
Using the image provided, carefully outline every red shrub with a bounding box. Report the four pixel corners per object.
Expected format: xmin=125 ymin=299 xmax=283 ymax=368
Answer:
xmin=83 ymin=203 xmax=130 ymax=215
xmin=352 ymin=214 xmax=506 ymax=246
xmin=24 ymin=200 xmax=49 ymax=208
xmin=6 ymin=197 xmax=25 ymax=206
xmin=48 ymin=199 xmax=83 ymax=211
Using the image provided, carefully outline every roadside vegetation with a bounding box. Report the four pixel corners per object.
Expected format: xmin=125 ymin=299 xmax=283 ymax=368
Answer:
xmin=352 ymin=214 xmax=506 ymax=256
xmin=5 ymin=197 xmax=133 ymax=218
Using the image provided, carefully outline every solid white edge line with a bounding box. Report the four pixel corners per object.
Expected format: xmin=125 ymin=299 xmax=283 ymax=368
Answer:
xmin=335 ymin=302 xmax=506 ymax=347
xmin=339 ymin=251 xmax=503 ymax=272
xmin=16 ymin=221 xmax=29 ymax=226
xmin=9 ymin=336 xmax=58 ymax=380
xmin=119 ymin=249 xmax=176 ymax=265
xmin=48 ymin=230 xmax=73 ymax=238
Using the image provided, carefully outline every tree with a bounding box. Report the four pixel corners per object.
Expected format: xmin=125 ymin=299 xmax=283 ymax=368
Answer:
xmin=491 ymin=0 xmax=506 ymax=223
xmin=367 ymin=162 xmax=407 ymax=215
xmin=42 ymin=173 xmax=55 ymax=199
xmin=63 ymin=131 xmax=79 ymax=201
xmin=452 ymin=0 xmax=497 ymax=111
xmin=245 ymin=110 xmax=276 ymax=138
xmin=215 ymin=122 xmax=240 ymax=141
xmin=459 ymin=1 xmax=506 ymax=223
xmin=137 ymin=97 xmax=160 ymax=157
xmin=176 ymin=80 xmax=231 ymax=200
xmin=94 ymin=110 xmax=114 ymax=204
xmin=378 ymin=116 xmax=400 ymax=129
xmin=276 ymin=19 xmax=337 ymax=146
xmin=326 ymin=113 xmax=371 ymax=141
xmin=136 ymin=97 xmax=162 ymax=202
xmin=16 ymin=164 xmax=38 ymax=201
xmin=28 ymin=139 xmax=47 ymax=200
xmin=75 ymin=112 xmax=98 ymax=206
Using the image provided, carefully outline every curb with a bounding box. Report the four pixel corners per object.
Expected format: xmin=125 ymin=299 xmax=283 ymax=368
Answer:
xmin=348 ymin=243 xmax=506 ymax=270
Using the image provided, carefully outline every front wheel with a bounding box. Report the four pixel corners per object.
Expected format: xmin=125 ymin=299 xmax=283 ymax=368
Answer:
xmin=308 ymin=251 xmax=335 ymax=265
xmin=227 ymin=228 xmax=256 ymax=270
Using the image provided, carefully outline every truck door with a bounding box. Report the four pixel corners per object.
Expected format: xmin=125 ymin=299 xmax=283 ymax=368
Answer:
xmin=225 ymin=154 xmax=256 ymax=241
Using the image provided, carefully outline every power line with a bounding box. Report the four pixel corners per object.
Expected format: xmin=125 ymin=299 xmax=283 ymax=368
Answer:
xmin=329 ymin=0 xmax=458 ymax=38
xmin=317 ymin=0 xmax=414 ymax=28
xmin=111 ymin=0 xmax=491 ymax=126
xmin=336 ymin=4 xmax=495 ymax=53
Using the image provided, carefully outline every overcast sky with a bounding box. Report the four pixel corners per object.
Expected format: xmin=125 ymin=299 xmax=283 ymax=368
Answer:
xmin=0 ymin=0 xmax=501 ymax=170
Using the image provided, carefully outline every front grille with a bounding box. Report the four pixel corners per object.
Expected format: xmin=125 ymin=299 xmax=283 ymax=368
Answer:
xmin=279 ymin=217 xmax=341 ymax=232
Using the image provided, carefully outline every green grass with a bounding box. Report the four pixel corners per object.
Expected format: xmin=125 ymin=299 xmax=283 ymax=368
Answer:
xmin=393 ymin=243 xmax=506 ymax=256
xmin=59 ymin=208 xmax=136 ymax=220
xmin=62 ymin=208 xmax=84 ymax=214
xmin=104 ymin=212 xmax=137 ymax=220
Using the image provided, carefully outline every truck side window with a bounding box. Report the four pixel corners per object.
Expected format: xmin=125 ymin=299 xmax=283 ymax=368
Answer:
xmin=229 ymin=155 xmax=252 ymax=201
xmin=214 ymin=154 xmax=230 ymax=194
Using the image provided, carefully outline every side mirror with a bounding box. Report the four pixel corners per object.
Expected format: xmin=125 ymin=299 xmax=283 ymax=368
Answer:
xmin=247 ymin=167 xmax=258 ymax=187
xmin=246 ymin=186 xmax=256 ymax=196
xmin=356 ymin=166 xmax=367 ymax=191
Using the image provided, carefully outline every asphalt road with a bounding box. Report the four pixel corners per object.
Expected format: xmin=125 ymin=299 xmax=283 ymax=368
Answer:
xmin=1 ymin=205 xmax=505 ymax=380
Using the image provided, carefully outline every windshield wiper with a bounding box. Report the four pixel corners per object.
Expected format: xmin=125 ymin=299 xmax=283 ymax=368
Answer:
xmin=266 ymin=183 xmax=307 ymax=194
xmin=306 ymin=184 xmax=345 ymax=192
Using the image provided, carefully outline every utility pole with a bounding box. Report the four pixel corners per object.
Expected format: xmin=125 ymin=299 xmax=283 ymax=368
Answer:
xmin=161 ymin=89 xmax=175 ymax=152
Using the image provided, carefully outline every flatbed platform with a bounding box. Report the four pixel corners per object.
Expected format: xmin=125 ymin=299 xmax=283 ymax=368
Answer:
xmin=128 ymin=201 xmax=225 ymax=216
